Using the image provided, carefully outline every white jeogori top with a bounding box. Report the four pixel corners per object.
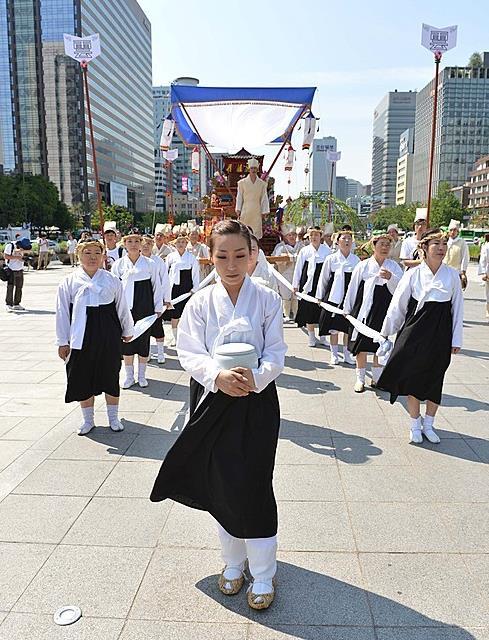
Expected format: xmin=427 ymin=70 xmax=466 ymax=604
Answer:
xmin=292 ymin=243 xmax=331 ymax=294
xmin=177 ymin=275 xmax=286 ymax=395
xmin=381 ymin=261 xmax=464 ymax=348
xmin=166 ymin=250 xmax=200 ymax=290
xmin=316 ymin=250 xmax=360 ymax=303
xmin=111 ymin=255 xmax=163 ymax=312
xmin=56 ymin=268 xmax=134 ymax=350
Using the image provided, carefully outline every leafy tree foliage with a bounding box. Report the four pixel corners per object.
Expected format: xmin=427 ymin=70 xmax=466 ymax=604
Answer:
xmin=468 ymin=52 xmax=483 ymax=67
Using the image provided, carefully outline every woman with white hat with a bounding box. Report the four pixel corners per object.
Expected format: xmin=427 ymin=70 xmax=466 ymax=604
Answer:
xmin=400 ymin=209 xmax=428 ymax=269
xmin=151 ymin=220 xmax=286 ymax=611
xmin=444 ymin=219 xmax=469 ymax=290
xmin=376 ymin=228 xmax=463 ymax=444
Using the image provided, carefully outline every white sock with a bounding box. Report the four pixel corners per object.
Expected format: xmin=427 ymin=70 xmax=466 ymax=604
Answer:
xmin=356 ymin=367 xmax=366 ymax=383
xmin=125 ymin=364 xmax=134 ymax=380
xmin=424 ymin=415 xmax=435 ymax=429
xmin=138 ymin=363 xmax=147 ymax=379
xmin=372 ymin=366 xmax=383 ymax=383
xmin=107 ymin=404 xmax=119 ymax=425
xmin=172 ymin=326 xmax=178 ymax=340
xmin=330 ymin=344 xmax=339 ymax=356
xmin=283 ymin=299 xmax=291 ymax=318
xmin=157 ymin=342 xmax=165 ymax=357
xmin=410 ymin=416 xmax=422 ymax=431
xmin=81 ymin=406 xmax=94 ymax=426
xmin=308 ymin=330 xmax=316 ymax=340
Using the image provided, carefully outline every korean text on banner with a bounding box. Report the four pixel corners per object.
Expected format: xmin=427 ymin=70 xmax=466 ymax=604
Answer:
xmin=63 ymin=34 xmax=101 ymax=63
xmin=421 ymin=24 xmax=457 ymax=53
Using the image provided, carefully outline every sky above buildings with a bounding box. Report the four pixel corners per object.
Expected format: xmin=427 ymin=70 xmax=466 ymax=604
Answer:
xmin=138 ymin=0 xmax=487 ymax=198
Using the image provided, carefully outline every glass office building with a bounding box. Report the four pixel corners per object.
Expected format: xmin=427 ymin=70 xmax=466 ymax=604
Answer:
xmin=371 ymin=91 xmax=417 ymax=211
xmin=0 ymin=0 xmax=154 ymax=213
xmin=412 ymin=54 xmax=489 ymax=203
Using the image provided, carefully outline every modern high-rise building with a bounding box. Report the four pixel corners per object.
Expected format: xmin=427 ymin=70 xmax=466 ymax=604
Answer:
xmin=309 ymin=137 xmax=337 ymax=194
xmin=371 ymin=90 xmax=417 ymax=210
xmin=336 ymin=176 xmax=348 ymax=202
xmin=412 ymin=53 xmax=489 ymax=203
xmin=0 ymin=0 xmax=154 ymax=215
xmin=396 ymin=128 xmax=415 ymax=205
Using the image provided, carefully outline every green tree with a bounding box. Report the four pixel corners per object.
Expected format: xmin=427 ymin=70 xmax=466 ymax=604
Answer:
xmin=468 ymin=52 xmax=483 ymax=67
xmin=0 ymin=174 xmax=65 ymax=229
xmin=370 ymin=202 xmax=420 ymax=231
xmin=284 ymin=193 xmax=365 ymax=232
xmin=91 ymin=204 xmax=134 ymax=233
xmin=430 ymin=182 xmax=465 ymax=228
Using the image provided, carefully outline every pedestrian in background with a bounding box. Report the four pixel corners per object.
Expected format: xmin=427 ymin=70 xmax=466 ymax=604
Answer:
xmin=4 ymin=236 xmax=25 ymax=311
xmin=67 ymin=233 xmax=78 ymax=267
xmin=37 ymin=233 xmax=49 ymax=270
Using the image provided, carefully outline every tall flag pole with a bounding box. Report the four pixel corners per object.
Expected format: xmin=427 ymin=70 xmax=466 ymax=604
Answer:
xmin=326 ymin=150 xmax=341 ymax=223
xmin=64 ymin=33 xmax=103 ymax=231
xmin=421 ymin=24 xmax=457 ymax=225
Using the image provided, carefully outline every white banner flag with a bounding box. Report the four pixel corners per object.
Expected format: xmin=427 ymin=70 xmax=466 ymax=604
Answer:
xmin=421 ymin=24 xmax=457 ymax=53
xmin=63 ymin=34 xmax=101 ymax=63
xmin=163 ymin=149 xmax=178 ymax=162
xmin=326 ymin=150 xmax=341 ymax=162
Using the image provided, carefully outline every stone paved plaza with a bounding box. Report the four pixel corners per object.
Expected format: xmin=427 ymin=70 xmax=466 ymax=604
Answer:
xmin=0 ymin=262 xmax=488 ymax=639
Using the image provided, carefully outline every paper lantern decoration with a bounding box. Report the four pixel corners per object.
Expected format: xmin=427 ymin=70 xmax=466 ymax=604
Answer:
xmin=191 ymin=147 xmax=200 ymax=173
xmin=284 ymin=144 xmax=294 ymax=171
xmin=302 ymin=113 xmax=317 ymax=150
xmin=159 ymin=116 xmax=175 ymax=151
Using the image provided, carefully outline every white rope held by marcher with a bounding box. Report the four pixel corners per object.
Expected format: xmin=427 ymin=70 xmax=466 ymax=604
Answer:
xmin=169 ymin=268 xmax=217 ymax=307
xmin=271 ymin=267 xmax=385 ymax=344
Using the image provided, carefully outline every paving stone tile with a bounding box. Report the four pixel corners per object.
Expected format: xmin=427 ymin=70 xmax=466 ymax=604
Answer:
xmin=275 ymin=436 xmax=336 ymax=465
xmin=464 ymin=437 xmax=489 ymax=463
xmin=1 ymin=417 xmax=62 ymax=441
xmin=0 ymin=494 xmax=89 ymax=543
xmin=49 ymin=431 xmax=136 ymax=461
xmin=437 ymin=504 xmax=489 ymax=552
xmin=376 ymin=628 xmax=488 ymax=640
xmin=13 ymin=459 xmax=116 ymax=496
xmin=0 ymin=416 xmax=24 ymax=437
xmin=62 ymin=497 xmax=171 ymax=547
xmin=120 ymin=620 xmax=248 ymax=639
xmin=349 ymin=503 xmax=456 ymax=552
xmin=416 ymin=467 xmax=489 ymax=502
xmin=13 ymin=545 xmax=152 ymax=618
xmin=158 ymin=502 xmax=219 ymax=549
xmin=92 ymin=411 xmax=151 ymax=434
xmin=0 ymin=441 xmax=33 ymax=472
xmin=273 ymin=465 xmax=343 ymax=501
xmin=338 ymin=466 xmax=435 ymax=503
xmin=0 ymin=398 xmax=72 ymax=418
xmin=130 ymin=548 xmax=250 ymax=622
xmin=96 ymin=460 xmax=162 ymax=498
xmin=277 ymin=502 xmax=355 ymax=552
xmin=0 ymin=450 xmax=51 ymax=503
xmin=121 ymin=433 xmax=178 ymax=462
xmin=331 ymin=436 xmax=406 ymax=466
xmin=0 ymin=614 xmax=124 ymax=639
xmin=403 ymin=438 xmax=485 ymax=467
xmin=360 ymin=553 xmax=489 ymax=627
xmin=248 ymin=626 xmax=376 ymax=639
xmin=0 ymin=543 xmax=54 ymax=610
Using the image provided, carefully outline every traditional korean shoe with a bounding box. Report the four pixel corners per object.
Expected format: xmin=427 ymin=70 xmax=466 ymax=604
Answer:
xmin=319 ymin=335 xmax=328 ymax=346
xmin=330 ymin=353 xmax=339 ymax=365
xmin=218 ymin=565 xmax=246 ymax=595
xmin=422 ymin=426 xmax=441 ymax=444
xmin=138 ymin=376 xmax=148 ymax=388
xmin=343 ymin=350 xmax=355 ymax=365
xmin=307 ymin=334 xmax=317 ymax=347
xmin=109 ymin=419 xmax=124 ymax=432
xmin=77 ymin=422 xmax=94 ymax=436
xmin=247 ymin=579 xmax=276 ymax=610
xmin=157 ymin=353 xmax=166 ymax=364
xmin=354 ymin=379 xmax=365 ymax=393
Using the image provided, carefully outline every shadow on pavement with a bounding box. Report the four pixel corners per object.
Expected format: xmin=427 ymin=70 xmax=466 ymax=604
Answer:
xmin=195 ymin=561 xmax=476 ymax=637
xmin=441 ymin=393 xmax=489 ymax=412
xmin=285 ymin=355 xmax=332 ymax=371
xmin=277 ymin=373 xmax=340 ymax=393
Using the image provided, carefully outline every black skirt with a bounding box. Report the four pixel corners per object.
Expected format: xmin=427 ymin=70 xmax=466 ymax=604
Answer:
xmin=122 ymin=279 xmax=154 ymax=358
xmin=295 ymin=261 xmax=323 ymax=327
xmin=318 ymin=271 xmax=352 ymax=335
xmin=65 ymin=302 xmax=122 ymax=403
xmin=348 ymin=281 xmax=393 ymax=355
xmin=150 ymin=378 xmax=281 ymax=539
xmin=163 ymin=269 xmax=193 ymax=320
xmin=150 ymin=316 xmax=165 ymax=339
xmin=378 ymin=297 xmax=453 ymax=405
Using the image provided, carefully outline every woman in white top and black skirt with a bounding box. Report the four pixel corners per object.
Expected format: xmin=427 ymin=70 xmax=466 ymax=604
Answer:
xmin=292 ymin=226 xmax=331 ymax=346
xmin=141 ymin=235 xmax=172 ymax=364
xmin=377 ymin=229 xmax=463 ymax=444
xmin=112 ymin=234 xmax=163 ymax=389
xmin=56 ymin=241 xmax=134 ymax=435
xmin=163 ymin=233 xmax=200 ymax=347
xmin=317 ymin=230 xmax=360 ymax=364
xmin=343 ymin=234 xmax=403 ymax=392
xmin=151 ymin=220 xmax=286 ymax=610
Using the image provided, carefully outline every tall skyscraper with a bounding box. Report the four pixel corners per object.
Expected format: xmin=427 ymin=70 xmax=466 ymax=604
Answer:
xmin=371 ymin=90 xmax=417 ymax=210
xmin=412 ymin=53 xmax=489 ymax=203
xmin=309 ymin=137 xmax=337 ymax=194
xmin=336 ymin=176 xmax=348 ymax=202
xmin=396 ymin=128 xmax=415 ymax=205
xmin=0 ymin=0 xmax=154 ymax=214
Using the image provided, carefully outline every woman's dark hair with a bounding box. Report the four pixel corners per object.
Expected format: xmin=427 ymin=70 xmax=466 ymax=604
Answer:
xmin=485 ymin=233 xmax=489 ymax=243
xmin=418 ymin=228 xmax=446 ymax=255
xmin=209 ymin=219 xmax=252 ymax=254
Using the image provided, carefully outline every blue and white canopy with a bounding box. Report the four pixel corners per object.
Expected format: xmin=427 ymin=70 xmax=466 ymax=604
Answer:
xmin=171 ymin=85 xmax=316 ymax=151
